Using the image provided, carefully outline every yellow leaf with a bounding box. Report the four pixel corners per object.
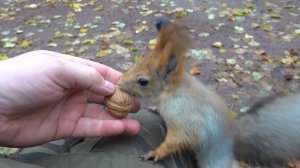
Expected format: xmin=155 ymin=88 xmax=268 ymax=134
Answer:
xmin=71 ymin=3 xmax=83 ymax=11
xmin=175 ymin=11 xmax=188 ymax=19
xmin=148 ymin=39 xmax=157 ymax=50
xmin=269 ymin=13 xmax=281 ymax=19
xmin=20 ymin=40 xmax=32 ymax=47
xmin=221 ymin=3 xmax=227 ymax=8
xmin=130 ymin=47 xmax=137 ymax=51
xmin=96 ymin=50 xmax=112 ymax=57
xmin=82 ymin=39 xmax=95 ymax=45
xmin=228 ymin=15 xmax=236 ymax=22
xmin=281 ymin=56 xmax=298 ymax=65
xmin=263 ymin=24 xmax=273 ymax=32
xmin=0 ymin=55 xmax=8 ymax=60
xmin=219 ymin=48 xmax=227 ymax=53
xmin=94 ymin=7 xmax=104 ymax=11
xmin=229 ymin=110 xmax=238 ymax=118
xmin=54 ymin=31 xmax=64 ymax=38
xmin=80 ymin=28 xmax=89 ymax=33
xmin=212 ymin=41 xmax=222 ymax=48
xmin=135 ymin=54 xmax=143 ymax=63
xmin=262 ymin=56 xmax=273 ymax=62
xmin=122 ymin=40 xmax=135 ymax=45
xmin=231 ymin=94 xmax=240 ymax=99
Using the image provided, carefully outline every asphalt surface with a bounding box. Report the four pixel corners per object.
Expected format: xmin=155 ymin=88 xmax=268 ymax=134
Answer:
xmin=1 ymin=0 xmax=299 ymax=113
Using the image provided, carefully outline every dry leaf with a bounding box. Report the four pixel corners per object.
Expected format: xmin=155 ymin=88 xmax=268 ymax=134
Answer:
xmin=212 ymin=41 xmax=222 ymax=48
xmin=189 ymin=66 xmax=201 ymax=75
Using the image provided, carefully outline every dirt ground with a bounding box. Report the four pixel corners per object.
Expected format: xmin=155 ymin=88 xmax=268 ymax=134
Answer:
xmin=0 ymin=0 xmax=300 ymax=167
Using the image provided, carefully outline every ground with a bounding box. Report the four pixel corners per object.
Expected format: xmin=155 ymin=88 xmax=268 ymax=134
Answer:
xmin=0 ymin=0 xmax=300 ymax=166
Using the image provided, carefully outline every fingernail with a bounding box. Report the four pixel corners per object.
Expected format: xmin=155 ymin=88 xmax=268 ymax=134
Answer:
xmin=105 ymin=80 xmax=115 ymax=92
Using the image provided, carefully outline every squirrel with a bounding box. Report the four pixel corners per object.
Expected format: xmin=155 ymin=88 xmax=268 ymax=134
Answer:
xmin=118 ymin=18 xmax=300 ymax=168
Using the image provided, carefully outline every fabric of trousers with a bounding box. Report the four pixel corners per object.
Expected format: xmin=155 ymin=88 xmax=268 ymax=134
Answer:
xmin=0 ymin=109 xmax=196 ymax=168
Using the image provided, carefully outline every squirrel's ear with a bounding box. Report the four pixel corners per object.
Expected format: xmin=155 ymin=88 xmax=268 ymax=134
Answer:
xmin=154 ymin=19 xmax=174 ymax=51
xmin=154 ymin=19 xmax=188 ymax=82
xmin=159 ymin=53 xmax=178 ymax=80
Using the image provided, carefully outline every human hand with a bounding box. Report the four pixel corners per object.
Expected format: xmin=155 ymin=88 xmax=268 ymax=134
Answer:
xmin=0 ymin=50 xmax=140 ymax=147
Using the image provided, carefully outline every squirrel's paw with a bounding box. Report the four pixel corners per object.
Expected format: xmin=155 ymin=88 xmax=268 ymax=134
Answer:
xmin=139 ymin=151 xmax=160 ymax=163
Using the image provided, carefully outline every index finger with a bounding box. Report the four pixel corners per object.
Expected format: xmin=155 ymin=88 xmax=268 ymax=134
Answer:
xmin=40 ymin=50 xmax=123 ymax=84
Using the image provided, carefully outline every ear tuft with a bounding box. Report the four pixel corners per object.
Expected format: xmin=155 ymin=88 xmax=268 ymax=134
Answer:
xmin=155 ymin=18 xmax=171 ymax=32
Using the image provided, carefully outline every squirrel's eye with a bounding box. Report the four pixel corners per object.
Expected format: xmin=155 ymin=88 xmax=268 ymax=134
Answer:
xmin=137 ymin=77 xmax=149 ymax=86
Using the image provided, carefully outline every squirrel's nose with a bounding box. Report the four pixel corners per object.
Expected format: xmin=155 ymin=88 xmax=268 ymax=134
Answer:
xmin=155 ymin=18 xmax=171 ymax=32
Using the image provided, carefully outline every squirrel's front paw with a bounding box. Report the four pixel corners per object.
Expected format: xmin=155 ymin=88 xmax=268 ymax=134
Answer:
xmin=139 ymin=150 xmax=161 ymax=163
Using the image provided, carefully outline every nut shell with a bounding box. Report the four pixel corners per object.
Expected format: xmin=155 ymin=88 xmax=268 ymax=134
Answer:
xmin=104 ymin=85 xmax=133 ymax=118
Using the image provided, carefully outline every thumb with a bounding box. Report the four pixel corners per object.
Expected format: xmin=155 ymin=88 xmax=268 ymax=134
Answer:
xmin=56 ymin=60 xmax=115 ymax=96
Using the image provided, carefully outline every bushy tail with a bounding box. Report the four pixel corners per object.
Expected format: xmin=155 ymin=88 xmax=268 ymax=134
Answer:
xmin=234 ymin=93 xmax=300 ymax=166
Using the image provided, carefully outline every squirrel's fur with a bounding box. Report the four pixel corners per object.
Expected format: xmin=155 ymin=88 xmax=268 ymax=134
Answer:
xmin=118 ymin=19 xmax=300 ymax=168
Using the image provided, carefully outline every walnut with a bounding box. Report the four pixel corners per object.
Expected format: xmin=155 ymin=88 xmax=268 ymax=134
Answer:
xmin=104 ymin=85 xmax=133 ymax=118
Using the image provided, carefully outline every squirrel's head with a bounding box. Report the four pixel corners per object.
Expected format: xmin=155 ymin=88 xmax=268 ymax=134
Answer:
xmin=118 ymin=19 xmax=188 ymax=102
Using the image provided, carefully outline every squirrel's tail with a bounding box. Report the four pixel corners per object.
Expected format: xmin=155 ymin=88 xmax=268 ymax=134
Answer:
xmin=234 ymin=93 xmax=300 ymax=166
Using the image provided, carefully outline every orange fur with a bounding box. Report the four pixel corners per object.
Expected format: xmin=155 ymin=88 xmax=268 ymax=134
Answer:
xmin=155 ymin=23 xmax=188 ymax=92
xmin=119 ymin=20 xmax=239 ymax=168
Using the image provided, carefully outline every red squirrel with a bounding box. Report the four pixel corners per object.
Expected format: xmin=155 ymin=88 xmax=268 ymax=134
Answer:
xmin=118 ymin=19 xmax=300 ymax=167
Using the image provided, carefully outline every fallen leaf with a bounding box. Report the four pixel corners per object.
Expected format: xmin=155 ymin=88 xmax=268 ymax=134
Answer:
xmin=240 ymin=106 xmax=250 ymax=113
xmin=281 ymin=56 xmax=298 ymax=65
xmin=208 ymin=13 xmax=215 ymax=20
xmin=113 ymin=22 xmax=126 ymax=28
xmin=175 ymin=11 xmax=188 ymax=19
xmin=212 ymin=41 xmax=222 ymax=48
xmin=20 ymin=40 xmax=32 ymax=47
xmin=54 ymin=30 xmax=64 ymax=38
xmin=251 ymin=23 xmax=260 ymax=30
xmin=96 ymin=49 xmax=112 ymax=57
xmin=47 ymin=42 xmax=58 ymax=47
xmin=1 ymin=30 xmax=10 ymax=35
xmin=198 ymin=32 xmax=210 ymax=37
xmin=248 ymin=39 xmax=260 ymax=46
xmin=190 ymin=49 xmax=205 ymax=60
xmin=228 ymin=15 xmax=236 ymax=22
xmin=123 ymin=40 xmax=135 ymax=45
xmin=252 ymin=71 xmax=263 ymax=80
xmin=71 ymin=3 xmax=84 ymax=12
xmin=130 ymin=47 xmax=137 ymax=51
xmin=189 ymin=66 xmax=201 ymax=75
xmin=232 ymin=9 xmax=246 ymax=16
xmin=94 ymin=7 xmax=104 ymax=11
xmin=231 ymin=94 xmax=240 ymax=99
xmin=148 ymin=39 xmax=157 ymax=49
xmin=82 ymin=39 xmax=95 ymax=45
xmin=234 ymin=26 xmax=245 ymax=33
xmin=226 ymin=58 xmax=236 ymax=65
xmin=134 ymin=24 xmax=149 ymax=34
xmin=255 ymin=50 xmax=267 ymax=56
xmin=269 ymin=13 xmax=281 ymax=19
xmin=24 ymin=4 xmax=39 ymax=10
xmin=0 ymin=55 xmax=8 ymax=60
xmin=219 ymin=48 xmax=227 ymax=53
xmin=263 ymin=24 xmax=273 ymax=32
xmin=4 ymin=42 xmax=16 ymax=48
xmin=135 ymin=54 xmax=143 ymax=62
xmin=79 ymin=28 xmax=89 ymax=33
